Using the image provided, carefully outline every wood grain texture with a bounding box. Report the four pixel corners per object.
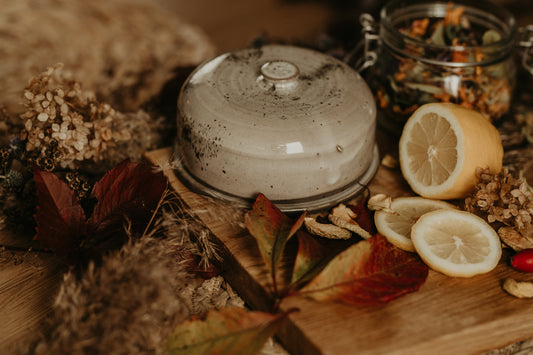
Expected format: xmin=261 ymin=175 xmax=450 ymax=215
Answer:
xmin=146 ymin=146 xmax=533 ymax=355
xmin=0 ymin=246 xmax=63 ymax=353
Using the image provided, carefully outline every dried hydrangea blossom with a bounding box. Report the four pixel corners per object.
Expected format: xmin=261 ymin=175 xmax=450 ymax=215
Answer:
xmin=464 ymin=167 xmax=533 ymax=243
xmin=20 ymin=64 xmax=162 ymax=172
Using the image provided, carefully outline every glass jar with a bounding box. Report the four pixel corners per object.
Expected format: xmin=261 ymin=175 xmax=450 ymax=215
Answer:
xmin=361 ymin=0 xmax=517 ymax=135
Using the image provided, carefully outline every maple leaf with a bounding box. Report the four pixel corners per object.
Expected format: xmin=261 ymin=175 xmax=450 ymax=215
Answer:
xmin=298 ymin=234 xmax=428 ymax=306
xmin=87 ymin=160 xmax=167 ymax=250
xmin=164 ymin=307 xmax=292 ymax=355
xmin=33 ymin=167 xmax=87 ymax=263
xmin=245 ymin=193 xmax=306 ymax=293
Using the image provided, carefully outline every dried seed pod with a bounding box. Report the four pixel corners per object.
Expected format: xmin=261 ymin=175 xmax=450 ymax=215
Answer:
xmin=304 ymin=217 xmax=352 ymax=240
xmin=502 ymin=278 xmax=533 ymax=298
xmin=328 ymin=204 xmax=372 ymax=240
xmin=498 ymin=227 xmax=533 ymax=252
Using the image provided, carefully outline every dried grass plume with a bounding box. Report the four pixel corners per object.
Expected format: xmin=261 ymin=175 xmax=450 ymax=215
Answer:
xmin=32 ymin=192 xmax=243 ymax=354
xmin=0 ymin=0 xmax=215 ymax=116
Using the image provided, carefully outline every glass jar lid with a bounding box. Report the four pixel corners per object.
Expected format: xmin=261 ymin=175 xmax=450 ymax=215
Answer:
xmin=174 ymin=44 xmax=379 ymax=212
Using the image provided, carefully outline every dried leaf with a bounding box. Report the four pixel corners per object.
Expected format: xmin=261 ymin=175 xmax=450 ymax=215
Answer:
xmin=245 ymin=193 xmax=306 ymax=276
xmin=165 ymin=307 xmax=291 ymax=355
xmin=33 ymin=167 xmax=87 ymax=262
xmin=299 ymin=235 xmax=428 ymax=306
xmin=87 ymin=160 xmax=167 ymax=249
xmin=498 ymin=226 xmax=533 ymax=251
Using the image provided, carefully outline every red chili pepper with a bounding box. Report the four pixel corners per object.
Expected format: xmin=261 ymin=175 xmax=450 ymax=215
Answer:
xmin=510 ymin=249 xmax=533 ymax=272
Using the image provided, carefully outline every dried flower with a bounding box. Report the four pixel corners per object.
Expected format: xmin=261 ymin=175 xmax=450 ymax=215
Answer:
xmin=65 ymin=172 xmax=92 ymax=200
xmin=464 ymin=167 xmax=533 ymax=248
xmin=1 ymin=170 xmax=25 ymax=192
xmin=20 ymin=64 xmax=163 ymax=173
xmin=0 ymin=147 xmax=12 ymax=173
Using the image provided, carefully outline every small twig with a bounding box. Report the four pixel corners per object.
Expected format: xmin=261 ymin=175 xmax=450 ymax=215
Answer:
xmin=141 ymin=185 xmax=170 ymax=238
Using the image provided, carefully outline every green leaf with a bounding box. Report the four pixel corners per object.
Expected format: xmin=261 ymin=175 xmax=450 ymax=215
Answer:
xmin=299 ymin=235 xmax=428 ymax=306
xmin=245 ymin=194 xmax=306 ymax=286
xmin=164 ymin=307 xmax=290 ymax=355
xmin=430 ymin=22 xmax=445 ymax=46
xmin=404 ymin=82 xmax=443 ymax=95
xmin=290 ymin=230 xmax=335 ymax=289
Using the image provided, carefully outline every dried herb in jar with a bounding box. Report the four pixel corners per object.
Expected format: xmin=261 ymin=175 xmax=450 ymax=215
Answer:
xmin=368 ymin=1 xmax=515 ymax=133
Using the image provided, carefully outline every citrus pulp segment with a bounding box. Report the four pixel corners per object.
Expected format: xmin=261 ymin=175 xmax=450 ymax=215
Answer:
xmin=399 ymin=103 xmax=503 ymax=199
xmin=374 ymin=197 xmax=456 ymax=252
xmin=411 ymin=209 xmax=502 ymax=277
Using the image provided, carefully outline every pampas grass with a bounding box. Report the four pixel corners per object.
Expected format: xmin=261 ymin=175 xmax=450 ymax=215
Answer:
xmin=32 ymin=190 xmax=244 ymax=354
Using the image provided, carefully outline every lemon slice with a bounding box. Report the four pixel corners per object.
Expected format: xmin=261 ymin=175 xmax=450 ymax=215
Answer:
xmin=374 ymin=197 xmax=456 ymax=252
xmin=411 ymin=209 xmax=502 ymax=277
xmin=399 ymin=103 xmax=503 ymax=199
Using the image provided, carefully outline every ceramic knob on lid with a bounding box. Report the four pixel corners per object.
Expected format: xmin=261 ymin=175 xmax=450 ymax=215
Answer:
xmin=175 ymin=44 xmax=379 ymax=212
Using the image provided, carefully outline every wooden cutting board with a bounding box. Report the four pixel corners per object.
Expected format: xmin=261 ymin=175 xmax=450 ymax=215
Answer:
xmin=145 ymin=144 xmax=533 ymax=355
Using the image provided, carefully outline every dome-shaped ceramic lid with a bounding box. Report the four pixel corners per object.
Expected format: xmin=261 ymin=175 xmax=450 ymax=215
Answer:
xmin=175 ymin=44 xmax=379 ymax=212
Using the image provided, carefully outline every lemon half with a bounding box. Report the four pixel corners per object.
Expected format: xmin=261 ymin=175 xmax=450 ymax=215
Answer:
xmin=399 ymin=103 xmax=503 ymax=199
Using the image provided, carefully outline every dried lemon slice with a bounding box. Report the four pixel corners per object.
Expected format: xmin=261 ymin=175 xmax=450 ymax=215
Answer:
xmin=374 ymin=197 xmax=456 ymax=252
xmin=399 ymin=103 xmax=503 ymax=199
xmin=411 ymin=209 xmax=502 ymax=277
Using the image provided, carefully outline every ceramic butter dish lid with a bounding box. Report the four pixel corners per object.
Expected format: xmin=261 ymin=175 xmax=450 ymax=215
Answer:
xmin=174 ymin=44 xmax=379 ymax=212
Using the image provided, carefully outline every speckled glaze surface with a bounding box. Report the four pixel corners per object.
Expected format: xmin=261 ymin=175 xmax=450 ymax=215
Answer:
xmin=175 ymin=44 xmax=378 ymax=211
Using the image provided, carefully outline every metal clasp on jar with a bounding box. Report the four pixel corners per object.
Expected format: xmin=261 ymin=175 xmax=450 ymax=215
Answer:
xmin=344 ymin=13 xmax=380 ymax=73
xmin=517 ymin=25 xmax=533 ymax=75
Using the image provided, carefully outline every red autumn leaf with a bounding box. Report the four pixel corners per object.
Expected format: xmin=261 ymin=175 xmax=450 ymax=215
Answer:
xmin=33 ymin=167 xmax=87 ymax=262
xmin=164 ymin=307 xmax=292 ymax=355
xmin=245 ymin=193 xmax=306 ymax=291
xmin=298 ymin=234 xmax=428 ymax=306
xmin=87 ymin=160 xmax=167 ymax=249
xmin=349 ymin=196 xmax=376 ymax=235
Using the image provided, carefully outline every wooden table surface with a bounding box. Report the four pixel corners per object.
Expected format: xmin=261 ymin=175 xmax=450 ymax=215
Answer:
xmin=2 ymin=0 xmax=533 ymax=353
